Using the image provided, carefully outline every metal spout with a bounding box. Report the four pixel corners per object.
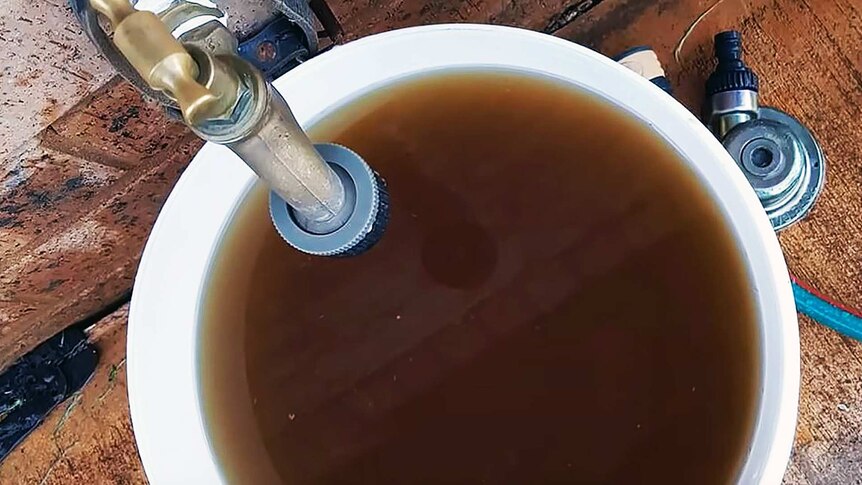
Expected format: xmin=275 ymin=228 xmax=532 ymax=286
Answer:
xmin=187 ymin=51 xmax=352 ymax=234
xmin=231 ymin=87 xmax=351 ymax=233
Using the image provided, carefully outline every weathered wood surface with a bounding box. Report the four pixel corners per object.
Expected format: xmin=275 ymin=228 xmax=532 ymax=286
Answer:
xmin=0 ymin=0 xmax=115 ymax=161
xmin=0 ymin=77 xmax=201 ymax=372
xmin=0 ymin=0 xmax=861 ymax=483
xmin=0 ymin=2 xmax=201 ymax=373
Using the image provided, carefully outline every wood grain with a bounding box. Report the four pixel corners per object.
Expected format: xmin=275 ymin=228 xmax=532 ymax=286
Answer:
xmin=0 ymin=78 xmax=199 ymax=372
xmin=327 ymin=0 xmax=588 ymax=40
xmin=0 ymin=132 xmax=201 ymax=372
xmin=788 ymin=315 xmax=862 ymax=483
xmin=0 ymin=1 xmax=115 ymax=160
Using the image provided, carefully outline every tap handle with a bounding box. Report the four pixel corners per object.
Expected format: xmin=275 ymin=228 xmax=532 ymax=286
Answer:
xmin=89 ymin=0 xmax=219 ymax=124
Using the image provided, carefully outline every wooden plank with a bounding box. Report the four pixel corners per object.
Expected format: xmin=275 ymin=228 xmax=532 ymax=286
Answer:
xmin=328 ymin=0 xmax=585 ymax=39
xmin=0 ymin=142 xmax=122 ymax=263
xmin=0 ymin=133 xmax=201 ymax=372
xmin=0 ymin=78 xmax=198 ymax=372
xmin=788 ymin=315 xmax=862 ymax=483
xmin=40 ymin=78 xmax=192 ymax=171
xmin=0 ymin=3 xmax=197 ymax=372
xmin=0 ymin=1 xmax=115 ymax=160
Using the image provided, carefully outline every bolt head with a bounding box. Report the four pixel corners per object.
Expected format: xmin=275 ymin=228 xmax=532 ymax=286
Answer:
xmin=256 ymin=41 xmax=278 ymax=63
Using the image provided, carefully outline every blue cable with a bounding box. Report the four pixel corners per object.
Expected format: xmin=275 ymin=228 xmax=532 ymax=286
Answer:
xmin=792 ymin=281 xmax=862 ymax=341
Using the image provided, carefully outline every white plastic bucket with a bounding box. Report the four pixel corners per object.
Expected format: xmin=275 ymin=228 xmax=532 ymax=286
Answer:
xmin=128 ymin=24 xmax=799 ymax=484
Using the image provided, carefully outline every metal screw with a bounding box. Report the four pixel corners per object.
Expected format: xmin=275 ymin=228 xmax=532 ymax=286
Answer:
xmin=256 ymin=41 xmax=278 ymax=62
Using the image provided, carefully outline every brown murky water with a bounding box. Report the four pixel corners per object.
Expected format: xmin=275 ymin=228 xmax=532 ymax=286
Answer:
xmin=200 ymin=70 xmax=759 ymax=484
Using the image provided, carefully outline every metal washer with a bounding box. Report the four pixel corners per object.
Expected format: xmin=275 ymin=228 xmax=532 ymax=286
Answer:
xmin=722 ymin=107 xmax=825 ymax=231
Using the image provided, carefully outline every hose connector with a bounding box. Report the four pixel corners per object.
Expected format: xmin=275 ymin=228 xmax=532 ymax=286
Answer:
xmin=704 ymin=31 xmax=760 ymax=139
xmin=704 ymin=30 xmax=825 ymax=230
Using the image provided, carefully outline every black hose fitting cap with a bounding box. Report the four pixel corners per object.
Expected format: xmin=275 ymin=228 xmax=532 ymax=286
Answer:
xmin=706 ymin=31 xmax=759 ymax=96
xmin=335 ymin=172 xmax=389 ymax=257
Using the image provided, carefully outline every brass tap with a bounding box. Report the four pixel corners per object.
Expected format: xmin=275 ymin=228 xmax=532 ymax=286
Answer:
xmin=86 ymin=0 xmax=390 ymax=256
xmin=89 ymin=0 xmax=230 ymax=125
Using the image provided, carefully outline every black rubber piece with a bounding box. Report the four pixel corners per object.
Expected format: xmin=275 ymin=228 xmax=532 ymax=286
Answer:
xmin=0 ymin=328 xmax=97 ymax=462
xmin=651 ymin=76 xmax=673 ymax=95
xmin=706 ymin=30 xmax=759 ymax=96
xmin=336 ymin=172 xmax=390 ymax=257
xmin=611 ymin=45 xmax=652 ymax=61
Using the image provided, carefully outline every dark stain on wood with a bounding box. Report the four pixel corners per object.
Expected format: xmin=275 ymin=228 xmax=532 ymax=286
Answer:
xmin=543 ymin=0 xmax=608 ymax=34
xmin=567 ymin=0 xmax=679 ymax=48
xmin=108 ymin=106 xmax=140 ymax=134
